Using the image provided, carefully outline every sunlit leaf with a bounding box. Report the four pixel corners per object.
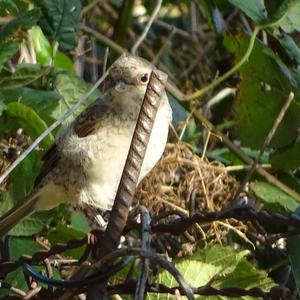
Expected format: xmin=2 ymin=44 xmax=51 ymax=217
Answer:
xmin=228 ymin=0 xmax=268 ymax=24
xmin=251 ymin=181 xmax=299 ymax=214
xmin=148 ymin=245 xmax=274 ymax=300
xmin=6 ymin=102 xmax=53 ymax=147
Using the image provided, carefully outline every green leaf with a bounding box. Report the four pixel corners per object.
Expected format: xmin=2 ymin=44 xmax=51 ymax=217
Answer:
xmin=0 ymin=154 xmax=39 ymax=212
xmin=287 ymin=207 xmax=300 ymax=297
xmin=0 ymin=0 xmax=19 ymax=16
xmin=224 ymin=33 xmax=300 ymax=150
xmin=0 ymin=152 xmax=43 ymax=237
xmin=0 ymin=87 xmax=62 ymax=122
xmin=0 ymin=63 xmax=51 ymax=89
xmin=272 ymin=33 xmax=300 ymax=65
xmin=37 ymin=0 xmax=81 ymax=49
xmin=228 ymin=0 xmax=268 ymax=24
xmin=211 ymin=259 xmax=274 ymax=295
xmin=251 ymin=181 xmax=299 ymax=214
xmin=70 ymin=211 xmax=90 ymax=232
xmin=0 ymin=237 xmax=40 ymax=297
xmin=48 ymin=223 xmax=86 ymax=258
xmin=271 ymin=139 xmax=300 ymax=171
xmin=9 ymin=214 xmax=46 ymax=236
xmin=0 ymin=42 xmax=18 ymax=66
xmin=29 ymin=25 xmax=74 ymax=71
xmin=29 ymin=25 xmax=52 ymax=65
xmin=0 ymin=101 xmax=7 ymax=115
xmin=6 ymin=102 xmax=54 ymax=148
xmin=53 ymin=50 xmax=74 ymax=71
xmin=9 ymin=235 xmax=40 ymax=258
xmin=53 ymin=71 xmax=101 ymax=118
xmin=0 ymin=9 xmax=40 ymax=42
xmin=148 ymin=245 xmax=274 ymax=300
xmin=276 ymin=0 xmax=300 ymax=33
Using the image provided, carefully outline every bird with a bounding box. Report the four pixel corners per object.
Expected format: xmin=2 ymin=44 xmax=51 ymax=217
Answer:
xmin=0 ymin=54 xmax=172 ymax=236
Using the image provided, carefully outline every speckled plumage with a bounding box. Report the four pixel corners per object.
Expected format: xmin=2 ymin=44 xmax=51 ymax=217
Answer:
xmin=0 ymin=55 xmax=172 ymax=235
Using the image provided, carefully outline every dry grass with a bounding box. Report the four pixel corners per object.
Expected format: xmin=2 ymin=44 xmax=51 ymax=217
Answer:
xmin=136 ymin=142 xmax=249 ymax=256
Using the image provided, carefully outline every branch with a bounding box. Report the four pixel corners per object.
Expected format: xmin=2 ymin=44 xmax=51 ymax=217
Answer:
xmin=131 ymin=0 xmax=162 ymax=55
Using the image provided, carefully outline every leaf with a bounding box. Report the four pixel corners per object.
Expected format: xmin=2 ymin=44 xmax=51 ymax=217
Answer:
xmin=148 ymin=245 xmax=274 ymax=300
xmin=9 ymin=214 xmax=46 ymax=236
xmin=272 ymin=33 xmax=300 ymax=65
xmin=0 ymin=152 xmax=45 ymax=236
xmin=0 ymin=9 xmax=40 ymax=42
xmin=70 ymin=211 xmax=90 ymax=232
xmin=271 ymin=138 xmax=300 ymax=171
xmin=37 ymin=0 xmax=81 ymax=49
xmin=48 ymin=223 xmax=86 ymax=258
xmin=276 ymin=0 xmax=300 ymax=33
xmin=0 ymin=0 xmax=19 ymax=16
xmin=29 ymin=26 xmax=74 ymax=70
xmin=0 ymin=63 xmax=50 ymax=89
xmin=0 ymin=101 xmax=7 ymax=115
xmin=0 ymin=42 xmax=18 ymax=66
xmin=211 ymin=259 xmax=274 ymax=295
xmin=228 ymin=0 xmax=268 ymax=24
xmin=250 ymin=181 xmax=299 ymax=214
xmin=0 ymin=153 xmax=40 ymax=212
xmin=224 ymin=33 xmax=300 ymax=150
xmin=0 ymin=87 xmax=62 ymax=122
xmin=53 ymin=50 xmax=74 ymax=71
xmin=29 ymin=25 xmax=52 ymax=65
xmin=53 ymin=71 xmax=101 ymax=119
xmin=8 ymin=236 xmax=40 ymax=259
xmin=0 ymin=237 xmax=40 ymax=297
xmin=6 ymin=102 xmax=54 ymax=148
xmin=287 ymin=207 xmax=300 ymax=297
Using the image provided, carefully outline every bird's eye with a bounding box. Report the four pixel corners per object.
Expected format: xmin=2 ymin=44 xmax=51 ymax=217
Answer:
xmin=140 ymin=73 xmax=149 ymax=83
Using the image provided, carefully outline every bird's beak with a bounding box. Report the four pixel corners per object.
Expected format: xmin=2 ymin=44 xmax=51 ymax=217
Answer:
xmin=114 ymin=78 xmax=127 ymax=93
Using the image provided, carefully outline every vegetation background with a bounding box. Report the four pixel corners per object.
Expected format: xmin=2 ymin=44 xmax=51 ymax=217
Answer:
xmin=1 ymin=0 xmax=300 ymax=299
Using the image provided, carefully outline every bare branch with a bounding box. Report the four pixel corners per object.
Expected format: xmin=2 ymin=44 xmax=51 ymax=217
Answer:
xmin=131 ymin=0 xmax=162 ymax=55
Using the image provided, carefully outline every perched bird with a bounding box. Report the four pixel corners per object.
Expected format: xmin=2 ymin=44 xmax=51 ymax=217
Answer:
xmin=0 ymin=54 xmax=172 ymax=236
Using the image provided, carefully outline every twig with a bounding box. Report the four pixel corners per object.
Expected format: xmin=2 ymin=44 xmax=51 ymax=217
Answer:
xmin=131 ymin=0 xmax=162 ymax=55
xmin=81 ymin=0 xmax=101 ymax=16
xmin=87 ymin=247 xmax=195 ymax=300
xmin=191 ymin=110 xmax=300 ymax=202
xmin=182 ymin=26 xmax=261 ymax=101
xmin=0 ymin=66 xmax=111 ymax=185
xmin=152 ymin=27 xmax=175 ymax=64
xmin=134 ymin=206 xmax=151 ymax=300
xmin=234 ymin=92 xmax=295 ymax=200
xmin=0 ymin=280 xmax=27 ymax=297
xmin=80 ymin=24 xmax=125 ymax=54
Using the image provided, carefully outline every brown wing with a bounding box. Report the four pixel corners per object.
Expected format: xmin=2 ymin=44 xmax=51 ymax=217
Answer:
xmin=34 ymin=97 xmax=114 ymax=186
xmin=74 ymin=98 xmax=114 ymax=138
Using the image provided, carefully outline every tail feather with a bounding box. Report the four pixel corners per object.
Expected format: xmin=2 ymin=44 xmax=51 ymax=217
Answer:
xmin=0 ymin=195 xmax=39 ymax=236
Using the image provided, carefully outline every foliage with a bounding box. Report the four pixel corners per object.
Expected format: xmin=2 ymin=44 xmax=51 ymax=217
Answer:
xmin=0 ymin=0 xmax=300 ymax=298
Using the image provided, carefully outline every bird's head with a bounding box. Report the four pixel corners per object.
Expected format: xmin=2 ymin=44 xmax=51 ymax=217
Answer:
xmin=108 ymin=54 xmax=155 ymax=100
